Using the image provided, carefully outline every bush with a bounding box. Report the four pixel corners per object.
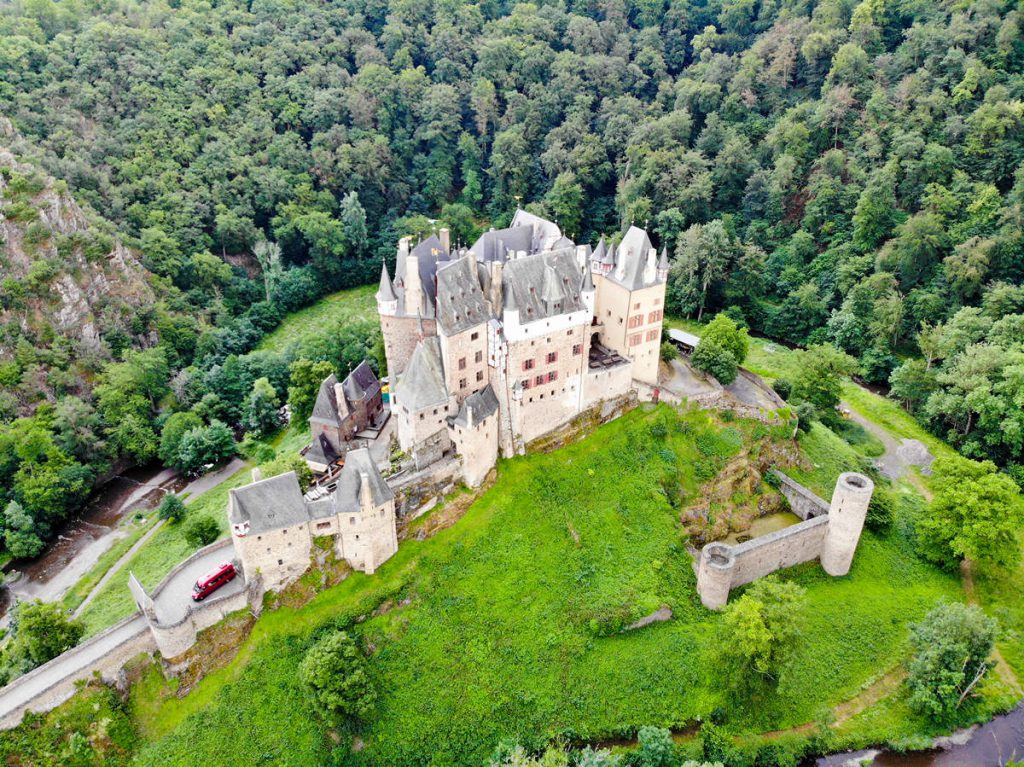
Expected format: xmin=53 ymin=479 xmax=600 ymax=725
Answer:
xmin=865 ymin=487 xmax=894 ymax=531
xmin=157 ymin=494 xmax=186 ymax=522
xmin=692 ymin=338 xmax=738 ymax=385
xmin=794 ymin=402 xmax=817 ymax=433
xmin=10 ymin=600 xmax=85 ymax=666
xmin=772 ymin=378 xmax=792 ymax=401
xmin=660 ymin=341 xmax=679 ymax=363
xmin=182 ymin=515 xmax=220 ymax=547
xmin=298 ymin=631 xmax=376 ymax=721
xmin=906 ymin=602 xmax=997 ymax=722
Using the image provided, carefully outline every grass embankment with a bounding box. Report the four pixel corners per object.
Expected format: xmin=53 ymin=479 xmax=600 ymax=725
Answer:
xmin=73 ymin=283 xmax=372 ymax=634
xmin=254 ymin=283 xmax=377 ymax=354
xmin=129 ymin=406 xmax=967 ymax=767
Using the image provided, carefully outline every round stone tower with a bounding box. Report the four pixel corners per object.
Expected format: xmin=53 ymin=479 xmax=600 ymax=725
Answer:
xmin=696 ymin=542 xmax=736 ymax=610
xmin=820 ymin=472 xmax=874 ymax=577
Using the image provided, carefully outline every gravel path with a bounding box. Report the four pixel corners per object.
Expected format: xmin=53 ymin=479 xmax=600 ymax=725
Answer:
xmin=842 ymin=402 xmax=934 ymax=480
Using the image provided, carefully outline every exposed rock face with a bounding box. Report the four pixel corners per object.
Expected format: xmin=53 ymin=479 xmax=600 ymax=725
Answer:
xmin=0 ymin=126 xmax=156 ymax=410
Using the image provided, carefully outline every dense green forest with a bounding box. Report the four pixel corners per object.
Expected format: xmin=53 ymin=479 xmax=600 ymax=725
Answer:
xmin=1 ymin=0 xmax=1023 ymax=561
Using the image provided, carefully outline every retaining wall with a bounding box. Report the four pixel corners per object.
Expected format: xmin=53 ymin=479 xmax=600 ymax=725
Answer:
xmin=772 ymin=469 xmax=830 ymax=519
xmin=0 ymin=613 xmax=155 ymax=729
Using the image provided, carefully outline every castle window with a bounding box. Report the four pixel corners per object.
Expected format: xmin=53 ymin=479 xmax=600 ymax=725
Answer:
xmin=355 ymin=535 xmax=360 ymax=540
xmin=535 ymin=375 xmax=544 ymax=386
xmin=572 ymin=344 xmax=582 ymax=355
xmin=655 ymin=297 xmax=661 ymax=306
xmin=475 ymin=351 xmax=483 ymax=363
xmin=419 ymin=413 xmax=424 ymax=420
xmin=648 ymin=310 xmax=662 ymax=323
xmin=459 ymin=357 xmax=466 ymax=370
xmin=546 ymin=351 xmax=557 ymax=364
xmin=547 ymin=371 xmax=557 ymax=382
xmin=471 ymin=331 xmax=479 ymax=340
xmin=316 ymin=522 xmax=331 ymax=530
xmin=634 ymin=302 xmax=641 ymax=309
xmin=350 ymin=517 xmax=355 ymax=525
xmin=257 ymin=536 xmax=262 ymax=541
xmin=522 ymin=379 xmax=531 ymax=390
xmin=567 ymin=329 xmax=573 ymax=336
xmin=523 ymin=359 xmax=534 ymax=371
xmin=476 ymin=371 xmax=483 ymax=382
xmin=278 ymin=559 xmax=283 ymax=565
xmin=459 ymin=378 xmax=467 ymax=388
xmin=646 ymin=329 xmax=659 ymax=342
xmin=629 ymin=333 xmax=642 ymax=347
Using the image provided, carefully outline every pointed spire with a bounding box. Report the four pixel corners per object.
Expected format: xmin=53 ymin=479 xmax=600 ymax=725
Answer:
xmin=581 ymin=258 xmax=594 ymax=293
xmin=591 ymin=237 xmax=606 ymax=265
xmin=658 ymin=246 xmax=669 ymax=271
xmin=376 ymin=259 xmax=397 ymax=302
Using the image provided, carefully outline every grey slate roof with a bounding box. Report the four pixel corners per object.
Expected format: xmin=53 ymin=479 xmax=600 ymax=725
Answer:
xmin=468 ymin=225 xmax=533 ymax=263
xmin=605 ymin=225 xmax=657 ymax=290
xmin=376 ymin=260 xmax=396 ymax=302
xmin=228 ymin=471 xmax=308 ymax=534
xmin=394 ymin=234 xmax=448 ymax=317
xmin=309 ymin=374 xmax=341 ymax=427
xmin=436 ymin=256 xmax=489 ymax=336
xmin=502 ymin=250 xmax=585 ymax=323
xmin=333 ymin=447 xmax=394 ymax=514
xmin=451 ymin=385 xmax=499 ymax=428
xmin=394 ymin=336 xmax=449 ymax=411
xmin=581 ymin=258 xmax=594 ymax=292
xmin=342 ymin=360 xmax=380 ymax=402
xmin=305 ymin=434 xmax=339 ymax=467
xmin=591 ymin=237 xmax=606 ymax=264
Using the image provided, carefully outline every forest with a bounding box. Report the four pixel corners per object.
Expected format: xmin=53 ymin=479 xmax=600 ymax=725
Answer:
xmin=0 ymin=0 xmax=1022 ymax=558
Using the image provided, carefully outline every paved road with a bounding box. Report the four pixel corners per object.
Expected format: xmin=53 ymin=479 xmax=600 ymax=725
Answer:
xmin=152 ymin=546 xmax=244 ymax=625
xmin=663 ymin=358 xmax=720 ymax=397
xmin=0 ymin=614 xmax=148 ymax=720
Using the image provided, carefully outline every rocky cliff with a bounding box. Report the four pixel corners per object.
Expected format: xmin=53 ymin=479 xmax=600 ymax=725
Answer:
xmin=0 ymin=122 xmax=157 ymax=414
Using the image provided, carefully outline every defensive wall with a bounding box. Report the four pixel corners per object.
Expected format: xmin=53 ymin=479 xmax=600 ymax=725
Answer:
xmin=130 ymin=538 xmax=264 ymax=659
xmin=696 ymin=471 xmax=874 ymax=609
xmin=0 ymin=613 xmax=155 ymax=729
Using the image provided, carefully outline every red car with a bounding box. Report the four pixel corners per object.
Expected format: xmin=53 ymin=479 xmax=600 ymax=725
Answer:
xmin=192 ymin=562 xmax=236 ymax=601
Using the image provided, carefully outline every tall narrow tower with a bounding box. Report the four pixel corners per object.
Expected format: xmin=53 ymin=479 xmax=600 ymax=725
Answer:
xmin=820 ymin=472 xmax=874 ymax=576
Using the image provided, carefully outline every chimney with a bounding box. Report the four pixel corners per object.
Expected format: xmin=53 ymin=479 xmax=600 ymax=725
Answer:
xmin=490 ymin=260 xmax=503 ymax=314
xmin=439 ymin=227 xmax=451 ymax=254
xmin=404 ymin=237 xmax=423 ymax=317
xmin=359 ymin=471 xmax=373 ymax=511
xmin=464 ymin=248 xmax=477 ymax=283
xmin=644 ymin=247 xmax=657 ymax=284
xmin=334 ymin=382 xmax=349 ymax=418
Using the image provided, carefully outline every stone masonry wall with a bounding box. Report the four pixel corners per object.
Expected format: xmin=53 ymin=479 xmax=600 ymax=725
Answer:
xmin=772 ymin=469 xmax=830 ymax=519
xmin=728 ymin=516 xmax=829 ymax=586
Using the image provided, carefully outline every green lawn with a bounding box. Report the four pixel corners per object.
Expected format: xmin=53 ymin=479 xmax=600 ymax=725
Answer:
xmin=130 ymin=406 xmax=965 ymax=767
xmin=255 ymin=284 xmax=377 ymax=354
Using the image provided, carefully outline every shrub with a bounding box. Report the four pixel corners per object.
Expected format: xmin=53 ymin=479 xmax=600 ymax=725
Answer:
xmin=298 ymin=631 xmax=376 ymax=721
xmin=865 ymin=487 xmax=894 ymax=531
xmin=10 ymin=600 xmax=85 ymax=666
xmin=794 ymin=402 xmax=817 ymax=432
xmin=772 ymin=378 xmax=792 ymax=401
xmin=660 ymin=341 xmax=679 ymax=363
xmin=157 ymin=494 xmax=186 ymax=522
xmin=906 ymin=602 xmax=997 ymax=721
xmin=183 ymin=515 xmax=220 ymax=547
xmin=692 ymin=337 xmax=738 ymax=385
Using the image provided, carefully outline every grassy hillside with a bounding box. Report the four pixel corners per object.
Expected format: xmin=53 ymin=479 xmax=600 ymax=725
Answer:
xmin=128 ymin=406 xmax=970 ymax=767
xmin=254 ymin=284 xmax=377 ymax=356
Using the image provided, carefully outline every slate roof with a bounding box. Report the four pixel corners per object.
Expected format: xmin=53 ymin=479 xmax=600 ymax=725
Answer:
xmin=502 ymin=250 xmax=586 ymax=324
xmin=228 ymin=472 xmax=308 ymax=535
xmin=306 ymin=433 xmax=340 ymax=466
xmin=342 ymin=360 xmax=380 ymax=403
xmin=333 ymin=448 xmax=394 ymax=514
xmin=394 ymin=336 xmax=449 ymax=411
xmin=468 ymin=225 xmax=533 ymax=263
xmin=581 ymin=258 xmax=594 ymax=292
xmin=376 ymin=260 xmax=396 ymax=302
xmin=451 ymin=385 xmax=500 ymax=428
xmin=605 ymin=225 xmax=657 ymax=290
xmin=309 ymin=374 xmax=341 ymax=427
xmin=394 ymin=234 xmax=449 ymax=317
xmin=436 ymin=256 xmax=489 ymax=336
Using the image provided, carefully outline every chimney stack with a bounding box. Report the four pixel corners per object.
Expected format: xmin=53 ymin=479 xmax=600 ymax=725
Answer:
xmin=439 ymin=227 xmax=451 ymax=254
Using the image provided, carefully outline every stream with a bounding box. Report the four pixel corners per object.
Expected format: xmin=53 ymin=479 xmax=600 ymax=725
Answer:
xmin=814 ymin=704 xmax=1024 ymax=766
xmin=1 ymin=464 xmax=184 ymax=618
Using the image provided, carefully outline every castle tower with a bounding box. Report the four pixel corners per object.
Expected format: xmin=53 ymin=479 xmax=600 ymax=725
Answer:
xmin=820 ymin=472 xmax=874 ymax=576
xmin=696 ymin=543 xmax=735 ymax=610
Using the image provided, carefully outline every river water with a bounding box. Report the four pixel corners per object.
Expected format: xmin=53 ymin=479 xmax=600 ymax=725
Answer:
xmin=1 ymin=464 xmax=183 ymax=617
xmin=814 ymin=704 xmax=1024 ymax=766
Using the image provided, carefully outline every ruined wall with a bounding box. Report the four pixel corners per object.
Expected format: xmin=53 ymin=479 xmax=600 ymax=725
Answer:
xmin=772 ymin=470 xmax=830 ymax=519
xmin=696 ymin=472 xmax=873 ymax=610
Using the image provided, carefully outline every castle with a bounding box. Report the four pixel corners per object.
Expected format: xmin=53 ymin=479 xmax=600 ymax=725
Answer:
xmin=227 ymin=448 xmax=398 ymax=591
xmin=379 ymin=210 xmax=668 ymax=483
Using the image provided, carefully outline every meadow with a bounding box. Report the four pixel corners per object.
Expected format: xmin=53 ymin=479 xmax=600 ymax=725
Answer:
xmin=128 ymin=405 xmax=971 ymax=767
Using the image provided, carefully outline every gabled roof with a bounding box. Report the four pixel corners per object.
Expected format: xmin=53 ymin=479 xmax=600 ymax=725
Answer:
xmin=342 ymin=360 xmax=380 ymax=403
xmin=468 ymin=225 xmax=533 ymax=263
xmin=309 ymin=374 xmax=341 ymax=427
xmin=394 ymin=336 xmax=449 ymax=411
xmin=436 ymin=256 xmax=489 ymax=336
xmin=333 ymin=448 xmax=394 ymax=514
xmin=502 ymin=250 xmax=585 ymax=324
xmin=394 ymin=234 xmax=448 ymax=317
xmin=606 ymin=225 xmax=657 ymax=291
xmin=510 ymin=209 xmax=565 ymax=252
xmin=228 ymin=472 xmax=308 ymax=534
xmin=451 ymin=385 xmax=499 ymax=428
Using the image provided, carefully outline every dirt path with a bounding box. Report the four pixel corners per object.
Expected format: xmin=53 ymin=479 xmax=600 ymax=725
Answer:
xmin=842 ymin=402 xmax=934 ymax=482
xmin=961 ymin=560 xmax=1023 ymax=699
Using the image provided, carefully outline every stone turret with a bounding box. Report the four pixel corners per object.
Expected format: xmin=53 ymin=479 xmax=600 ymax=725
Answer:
xmin=376 ymin=260 xmax=398 ymax=316
xmin=657 ymin=247 xmax=669 ymax=282
xmin=820 ymin=472 xmax=874 ymax=576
